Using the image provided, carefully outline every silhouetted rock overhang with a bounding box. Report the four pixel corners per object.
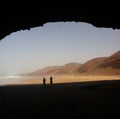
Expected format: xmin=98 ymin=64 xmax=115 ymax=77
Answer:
xmin=0 ymin=6 xmax=120 ymax=41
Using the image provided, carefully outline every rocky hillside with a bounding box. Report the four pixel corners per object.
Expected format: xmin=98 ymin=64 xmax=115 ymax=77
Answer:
xmin=77 ymin=57 xmax=107 ymax=75
xmin=21 ymin=50 xmax=120 ymax=76
xmin=77 ymin=50 xmax=120 ymax=75
xmin=26 ymin=63 xmax=81 ymax=76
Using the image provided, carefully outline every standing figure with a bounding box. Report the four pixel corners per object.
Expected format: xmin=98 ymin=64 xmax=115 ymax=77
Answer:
xmin=43 ymin=77 xmax=46 ymax=85
xmin=50 ymin=76 xmax=53 ymax=85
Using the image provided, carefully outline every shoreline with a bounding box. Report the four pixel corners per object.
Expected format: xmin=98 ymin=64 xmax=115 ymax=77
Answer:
xmin=1 ymin=75 xmax=120 ymax=86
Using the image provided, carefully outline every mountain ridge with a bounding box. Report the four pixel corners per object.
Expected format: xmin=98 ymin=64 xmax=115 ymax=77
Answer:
xmin=23 ymin=62 xmax=81 ymax=76
xmin=77 ymin=50 xmax=120 ymax=75
xmin=21 ymin=50 xmax=120 ymax=76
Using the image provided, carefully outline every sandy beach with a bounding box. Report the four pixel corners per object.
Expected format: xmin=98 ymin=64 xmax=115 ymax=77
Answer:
xmin=23 ymin=75 xmax=120 ymax=84
xmin=0 ymin=79 xmax=120 ymax=119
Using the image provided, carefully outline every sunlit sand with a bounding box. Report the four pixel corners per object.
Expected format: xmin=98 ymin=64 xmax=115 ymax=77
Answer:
xmin=1 ymin=75 xmax=120 ymax=86
xmin=22 ymin=75 xmax=120 ymax=85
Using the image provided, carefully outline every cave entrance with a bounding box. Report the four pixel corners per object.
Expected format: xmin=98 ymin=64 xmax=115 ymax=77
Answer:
xmin=0 ymin=22 xmax=120 ymax=85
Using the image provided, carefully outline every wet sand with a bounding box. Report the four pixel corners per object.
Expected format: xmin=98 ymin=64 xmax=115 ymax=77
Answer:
xmin=0 ymin=79 xmax=120 ymax=119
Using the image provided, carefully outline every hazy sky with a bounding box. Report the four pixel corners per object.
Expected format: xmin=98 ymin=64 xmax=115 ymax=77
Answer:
xmin=0 ymin=22 xmax=120 ymax=75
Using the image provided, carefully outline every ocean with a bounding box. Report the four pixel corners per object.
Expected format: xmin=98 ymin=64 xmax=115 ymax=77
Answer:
xmin=0 ymin=75 xmax=50 ymax=86
xmin=0 ymin=75 xmax=31 ymax=86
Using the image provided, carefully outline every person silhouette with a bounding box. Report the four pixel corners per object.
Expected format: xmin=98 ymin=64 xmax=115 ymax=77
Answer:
xmin=43 ymin=77 xmax=46 ymax=85
xmin=50 ymin=76 xmax=53 ymax=85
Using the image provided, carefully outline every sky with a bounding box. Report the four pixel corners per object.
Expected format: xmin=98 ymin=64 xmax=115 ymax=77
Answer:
xmin=0 ymin=22 xmax=120 ymax=76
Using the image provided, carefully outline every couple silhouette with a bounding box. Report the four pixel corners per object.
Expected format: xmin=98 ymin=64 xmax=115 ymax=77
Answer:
xmin=43 ymin=76 xmax=53 ymax=85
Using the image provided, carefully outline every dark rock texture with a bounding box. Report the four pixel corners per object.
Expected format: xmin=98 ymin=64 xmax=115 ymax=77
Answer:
xmin=0 ymin=3 xmax=120 ymax=40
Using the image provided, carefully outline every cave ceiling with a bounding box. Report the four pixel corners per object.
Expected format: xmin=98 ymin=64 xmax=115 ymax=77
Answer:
xmin=0 ymin=5 xmax=119 ymax=41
